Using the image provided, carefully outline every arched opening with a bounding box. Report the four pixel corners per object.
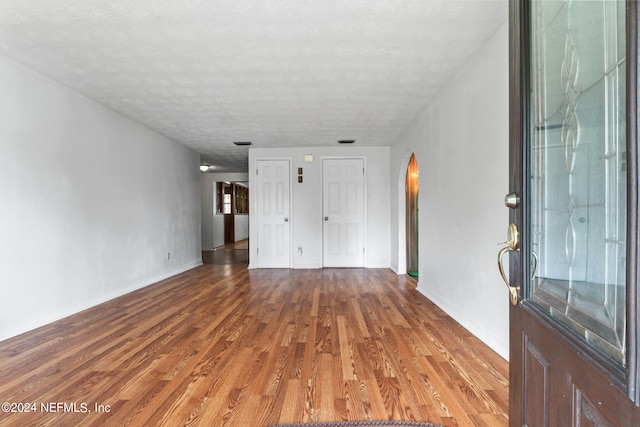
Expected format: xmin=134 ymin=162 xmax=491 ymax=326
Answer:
xmin=405 ymin=154 xmax=419 ymax=277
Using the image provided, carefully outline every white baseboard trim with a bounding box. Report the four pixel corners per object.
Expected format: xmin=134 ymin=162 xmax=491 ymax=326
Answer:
xmin=0 ymin=259 xmax=203 ymax=343
xmin=366 ymin=263 xmax=392 ymax=269
xmin=292 ymin=264 xmax=322 ymax=269
xmin=414 ymin=284 xmax=509 ymax=362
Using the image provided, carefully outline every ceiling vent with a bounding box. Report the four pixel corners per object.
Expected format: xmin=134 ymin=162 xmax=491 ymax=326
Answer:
xmin=338 ymin=140 xmax=355 ymax=144
xmin=233 ymin=141 xmax=252 ymax=146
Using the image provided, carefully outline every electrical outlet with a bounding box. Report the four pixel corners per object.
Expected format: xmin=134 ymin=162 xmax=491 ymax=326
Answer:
xmin=298 ymin=247 xmax=302 ymax=256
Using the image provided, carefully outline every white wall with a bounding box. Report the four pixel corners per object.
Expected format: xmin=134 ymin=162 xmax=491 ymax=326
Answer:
xmin=200 ymin=172 xmax=250 ymax=249
xmin=0 ymin=55 xmax=202 ymax=342
xmin=234 ymin=215 xmax=249 ymax=242
xmin=390 ymin=22 xmax=510 ymax=359
xmin=248 ymin=146 xmax=390 ymax=269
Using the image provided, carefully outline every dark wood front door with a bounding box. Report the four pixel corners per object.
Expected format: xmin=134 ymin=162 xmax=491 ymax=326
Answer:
xmin=507 ymin=1 xmax=640 ymax=425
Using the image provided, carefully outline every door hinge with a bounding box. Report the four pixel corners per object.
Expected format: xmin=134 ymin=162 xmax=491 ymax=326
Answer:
xmin=363 ymin=168 xmax=365 ymax=174
xmin=256 ymin=168 xmax=258 ymax=175
xmin=257 ymin=247 xmax=259 ymax=254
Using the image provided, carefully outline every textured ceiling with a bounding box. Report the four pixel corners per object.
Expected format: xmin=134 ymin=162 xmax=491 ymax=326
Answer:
xmin=0 ymin=0 xmax=507 ymax=172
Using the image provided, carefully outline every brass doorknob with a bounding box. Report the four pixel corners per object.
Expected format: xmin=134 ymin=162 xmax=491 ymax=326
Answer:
xmin=498 ymin=223 xmax=521 ymax=305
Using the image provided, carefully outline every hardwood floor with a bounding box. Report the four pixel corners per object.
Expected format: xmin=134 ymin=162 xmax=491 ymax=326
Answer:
xmin=0 ymin=266 xmax=508 ymax=426
xmin=202 ymin=239 xmax=249 ymax=265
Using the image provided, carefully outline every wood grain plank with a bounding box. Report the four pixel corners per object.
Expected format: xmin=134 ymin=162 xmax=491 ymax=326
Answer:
xmin=0 ymin=266 xmax=508 ymax=426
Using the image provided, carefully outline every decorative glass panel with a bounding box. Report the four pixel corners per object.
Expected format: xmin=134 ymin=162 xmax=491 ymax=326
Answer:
xmin=529 ymin=0 xmax=627 ymax=365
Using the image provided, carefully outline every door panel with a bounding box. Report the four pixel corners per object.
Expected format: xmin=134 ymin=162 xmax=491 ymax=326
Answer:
xmin=508 ymin=1 xmax=640 ymax=425
xmin=523 ymin=337 xmax=550 ymax=427
xmin=516 ymin=307 xmax=635 ymax=425
xmin=322 ymin=158 xmax=364 ymax=267
xmin=574 ymin=389 xmax=610 ymax=427
xmin=256 ymin=160 xmax=290 ymax=268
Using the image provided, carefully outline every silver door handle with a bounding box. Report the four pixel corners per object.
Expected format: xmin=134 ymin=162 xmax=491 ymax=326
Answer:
xmin=324 ymin=217 xmax=328 ymax=221
xmin=284 ymin=218 xmax=289 ymax=222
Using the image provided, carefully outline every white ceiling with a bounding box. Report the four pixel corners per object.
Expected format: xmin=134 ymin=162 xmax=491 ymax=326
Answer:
xmin=0 ymin=0 xmax=507 ymax=172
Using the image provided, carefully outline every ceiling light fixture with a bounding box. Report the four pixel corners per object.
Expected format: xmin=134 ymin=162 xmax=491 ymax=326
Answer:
xmin=233 ymin=141 xmax=252 ymax=146
xmin=200 ymin=165 xmax=209 ymax=172
xmin=338 ymin=139 xmax=355 ymax=144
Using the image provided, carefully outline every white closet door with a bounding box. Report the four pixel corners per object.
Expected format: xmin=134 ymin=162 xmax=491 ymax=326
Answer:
xmin=322 ymin=158 xmax=364 ymax=267
xmin=256 ymin=160 xmax=291 ymax=268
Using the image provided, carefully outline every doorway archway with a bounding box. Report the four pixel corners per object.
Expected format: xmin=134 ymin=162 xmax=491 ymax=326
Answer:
xmin=405 ymin=154 xmax=419 ymax=277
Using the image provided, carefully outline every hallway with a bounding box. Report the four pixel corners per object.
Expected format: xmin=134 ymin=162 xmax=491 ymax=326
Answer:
xmin=202 ymin=239 xmax=250 ymax=265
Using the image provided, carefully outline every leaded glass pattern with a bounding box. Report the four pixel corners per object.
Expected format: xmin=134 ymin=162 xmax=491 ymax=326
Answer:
xmin=529 ymin=0 xmax=627 ymax=365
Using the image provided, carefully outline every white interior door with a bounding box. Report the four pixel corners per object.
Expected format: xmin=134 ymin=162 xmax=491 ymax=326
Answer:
xmin=256 ymin=160 xmax=290 ymax=268
xmin=322 ymin=158 xmax=364 ymax=267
